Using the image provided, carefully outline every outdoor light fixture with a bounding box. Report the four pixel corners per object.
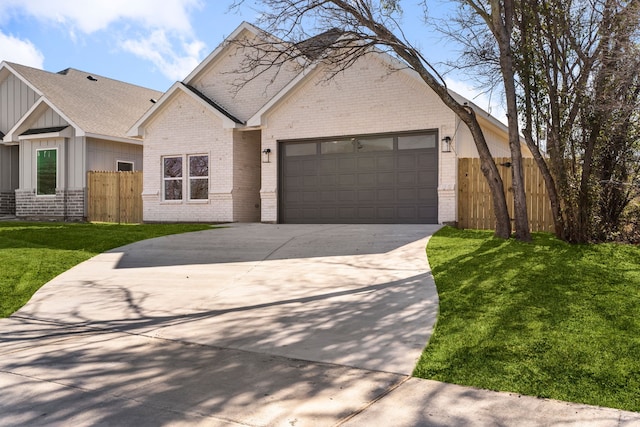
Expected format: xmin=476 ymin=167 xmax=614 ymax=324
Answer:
xmin=262 ymin=148 xmax=271 ymax=163
xmin=441 ymin=136 xmax=452 ymax=153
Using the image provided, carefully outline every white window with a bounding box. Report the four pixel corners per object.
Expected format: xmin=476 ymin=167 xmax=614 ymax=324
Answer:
xmin=163 ymin=156 xmax=183 ymax=200
xmin=188 ymin=155 xmax=209 ymax=200
xmin=162 ymin=154 xmax=209 ymax=201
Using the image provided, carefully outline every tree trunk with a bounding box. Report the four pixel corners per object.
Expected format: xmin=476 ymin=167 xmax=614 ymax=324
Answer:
xmin=401 ymin=55 xmax=512 ymax=239
xmin=488 ymin=0 xmax=531 ymax=240
xmin=518 ymin=2 xmax=565 ymax=239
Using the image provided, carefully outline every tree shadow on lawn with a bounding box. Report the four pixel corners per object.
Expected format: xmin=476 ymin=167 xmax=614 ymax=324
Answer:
xmin=415 ymin=230 xmax=640 ymax=412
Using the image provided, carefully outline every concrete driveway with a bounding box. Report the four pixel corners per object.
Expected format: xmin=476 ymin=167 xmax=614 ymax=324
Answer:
xmin=2 ymin=224 xmax=638 ymax=426
xmin=0 ymin=224 xmax=440 ymax=425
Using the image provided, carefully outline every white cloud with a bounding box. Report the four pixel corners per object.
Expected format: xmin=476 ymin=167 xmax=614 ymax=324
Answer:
xmin=445 ymin=78 xmax=507 ymax=124
xmin=0 ymin=0 xmax=205 ymax=81
xmin=0 ymin=32 xmax=44 ymax=68
xmin=121 ymin=30 xmax=205 ymax=81
xmin=0 ymin=0 xmax=201 ymax=34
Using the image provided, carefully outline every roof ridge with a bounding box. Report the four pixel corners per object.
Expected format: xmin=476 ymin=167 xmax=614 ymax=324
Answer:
xmin=5 ymin=61 xmax=162 ymax=94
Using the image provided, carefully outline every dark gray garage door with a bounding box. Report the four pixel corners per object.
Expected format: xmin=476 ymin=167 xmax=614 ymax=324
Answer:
xmin=279 ymin=132 xmax=438 ymax=223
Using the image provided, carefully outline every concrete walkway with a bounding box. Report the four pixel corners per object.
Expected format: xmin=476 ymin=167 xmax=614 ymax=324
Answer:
xmin=0 ymin=224 xmax=638 ymax=426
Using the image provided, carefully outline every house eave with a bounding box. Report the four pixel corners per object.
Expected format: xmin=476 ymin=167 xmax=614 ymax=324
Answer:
xmin=18 ymin=126 xmax=73 ymax=140
xmin=84 ymin=133 xmax=144 ymax=145
xmin=4 ymin=96 xmax=82 ymax=142
xmin=127 ymin=82 xmax=244 ymax=137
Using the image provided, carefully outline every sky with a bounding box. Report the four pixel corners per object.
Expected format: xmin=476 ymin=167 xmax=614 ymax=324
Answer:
xmin=0 ymin=0 xmax=506 ymax=120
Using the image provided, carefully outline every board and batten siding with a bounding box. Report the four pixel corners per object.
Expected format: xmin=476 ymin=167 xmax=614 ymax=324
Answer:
xmin=87 ymin=138 xmax=143 ymax=173
xmin=20 ymin=138 xmax=66 ymax=190
xmin=0 ymin=72 xmax=39 ymax=134
xmin=0 ymin=145 xmax=18 ymax=191
xmin=33 ymin=106 xmax=69 ymax=129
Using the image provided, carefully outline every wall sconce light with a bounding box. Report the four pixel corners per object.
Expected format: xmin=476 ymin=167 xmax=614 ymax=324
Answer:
xmin=262 ymin=148 xmax=271 ymax=163
xmin=441 ymin=136 xmax=452 ymax=153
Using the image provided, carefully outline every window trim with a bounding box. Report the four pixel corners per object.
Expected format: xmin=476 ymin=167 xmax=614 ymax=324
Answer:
xmin=161 ymin=154 xmax=210 ymax=203
xmin=162 ymin=155 xmax=183 ymax=202
xmin=116 ymin=160 xmax=134 ymax=172
xmin=187 ymin=154 xmax=209 ymax=202
xmin=36 ymin=147 xmax=58 ymax=196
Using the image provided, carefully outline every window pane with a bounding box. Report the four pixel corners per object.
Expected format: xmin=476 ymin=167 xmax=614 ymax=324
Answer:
xmin=356 ymin=137 xmax=393 ymax=152
xmin=164 ymin=180 xmax=182 ymax=200
xmin=37 ymin=149 xmax=56 ymax=195
xmin=164 ymin=157 xmax=182 ymax=178
xmin=190 ymin=179 xmax=208 ymax=200
xmin=117 ymin=161 xmax=133 ymax=172
xmin=321 ymin=140 xmax=354 ymax=154
xmin=398 ymin=134 xmax=437 ymax=150
xmin=189 ymin=155 xmax=208 ymax=177
xmin=286 ymin=143 xmax=316 ymax=156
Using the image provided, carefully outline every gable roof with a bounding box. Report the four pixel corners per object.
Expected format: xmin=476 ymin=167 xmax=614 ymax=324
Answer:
xmin=183 ymin=22 xmax=265 ymax=85
xmin=2 ymin=61 xmax=162 ymax=142
xmin=245 ymin=41 xmax=510 ymax=137
xmin=295 ymin=28 xmax=344 ymax=60
xmin=127 ymin=81 xmax=244 ymax=137
xmin=182 ymin=84 xmax=243 ymax=124
xmin=129 ymin=22 xmax=510 ymax=141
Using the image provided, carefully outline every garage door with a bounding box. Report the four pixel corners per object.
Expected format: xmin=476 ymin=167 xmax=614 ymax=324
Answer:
xmin=279 ymin=132 xmax=438 ymax=223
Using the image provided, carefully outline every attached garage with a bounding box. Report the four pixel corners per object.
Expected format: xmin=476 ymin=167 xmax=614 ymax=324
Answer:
xmin=279 ymin=131 xmax=438 ymax=224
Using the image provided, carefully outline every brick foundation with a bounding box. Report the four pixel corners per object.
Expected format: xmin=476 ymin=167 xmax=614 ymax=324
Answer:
xmin=16 ymin=189 xmax=85 ymax=221
xmin=0 ymin=192 xmax=16 ymax=215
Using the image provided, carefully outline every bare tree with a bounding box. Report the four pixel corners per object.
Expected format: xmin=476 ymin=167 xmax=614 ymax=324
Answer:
xmin=231 ymin=0 xmax=515 ymax=239
xmin=461 ymin=0 xmax=531 ymax=241
xmin=519 ymin=0 xmax=640 ymax=243
xmin=443 ymin=0 xmax=640 ymax=243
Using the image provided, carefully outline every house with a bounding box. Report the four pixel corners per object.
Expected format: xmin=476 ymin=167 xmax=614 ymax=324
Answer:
xmin=128 ymin=22 xmax=515 ymax=224
xmin=0 ymin=61 xmax=161 ymax=220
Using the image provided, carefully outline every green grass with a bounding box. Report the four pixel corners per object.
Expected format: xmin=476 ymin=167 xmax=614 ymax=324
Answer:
xmin=415 ymin=227 xmax=640 ymax=412
xmin=0 ymin=221 xmax=212 ymax=318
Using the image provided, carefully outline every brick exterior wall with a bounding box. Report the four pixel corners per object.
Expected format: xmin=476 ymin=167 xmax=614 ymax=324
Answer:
xmin=0 ymin=191 xmax=15 ymax=215
xmin=142 ymin=90 xmax=238 ymax=223
xmin=191 ymin=30 xmax=300 ymax=123
xmin=140 ymin=31 xmax=514 ymax=225
xmin=15 ymin=189 xmax=85 ymax=220
xmin=232 ymin=130 xmax=261 ymax=222
xmin=260 ymin=54 xmax=460 ymax=223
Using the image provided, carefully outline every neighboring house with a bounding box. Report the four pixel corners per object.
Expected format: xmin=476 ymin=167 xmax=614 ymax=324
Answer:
xmin=0 ymin=61 xmax=161 ymax=220
xmin=129 ymin=22 xmax=516 ymax=224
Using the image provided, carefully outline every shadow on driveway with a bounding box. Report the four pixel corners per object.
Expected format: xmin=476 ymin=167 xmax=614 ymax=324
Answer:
xmin=0 ymin=224 xmax=441 ymax=426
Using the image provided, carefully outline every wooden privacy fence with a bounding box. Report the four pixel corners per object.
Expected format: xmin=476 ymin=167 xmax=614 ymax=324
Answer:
xmin=458 ymin=158 xmax=554 ymax=232
xmin=87 ymin=171 xmax=143 ymax=223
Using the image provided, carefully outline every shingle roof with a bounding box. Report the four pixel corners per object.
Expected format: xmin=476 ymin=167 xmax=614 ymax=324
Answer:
xmin=182 ymin=83 xmax=244 ymax=124
xmin=7 ymin=62 xmax=162 ymax=140
xmin=21 ymin=126 xmax=69 ymax=136
xmin=296 ymin=29 xmax=344 ymax=60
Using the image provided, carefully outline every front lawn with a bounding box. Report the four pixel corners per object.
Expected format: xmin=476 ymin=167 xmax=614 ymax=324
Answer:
xmin=0 ymin=221 xmax=212 ymax=318
xmin=415 ymin=227 xmax=640 ymax=412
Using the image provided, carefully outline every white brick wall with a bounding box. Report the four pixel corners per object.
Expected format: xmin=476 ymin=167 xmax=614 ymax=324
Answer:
xmin=140 ymin=36 xmax=515 ymax=225
xmin=190 ymin=31 xmax=300 ymax=123
xmin=232 ymin=130 xmax=261 ymax=222
xmin=142 ymin=90 xmax=236 ymax=222
xmin=260 ymin=53 xmax=460 ymax=223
